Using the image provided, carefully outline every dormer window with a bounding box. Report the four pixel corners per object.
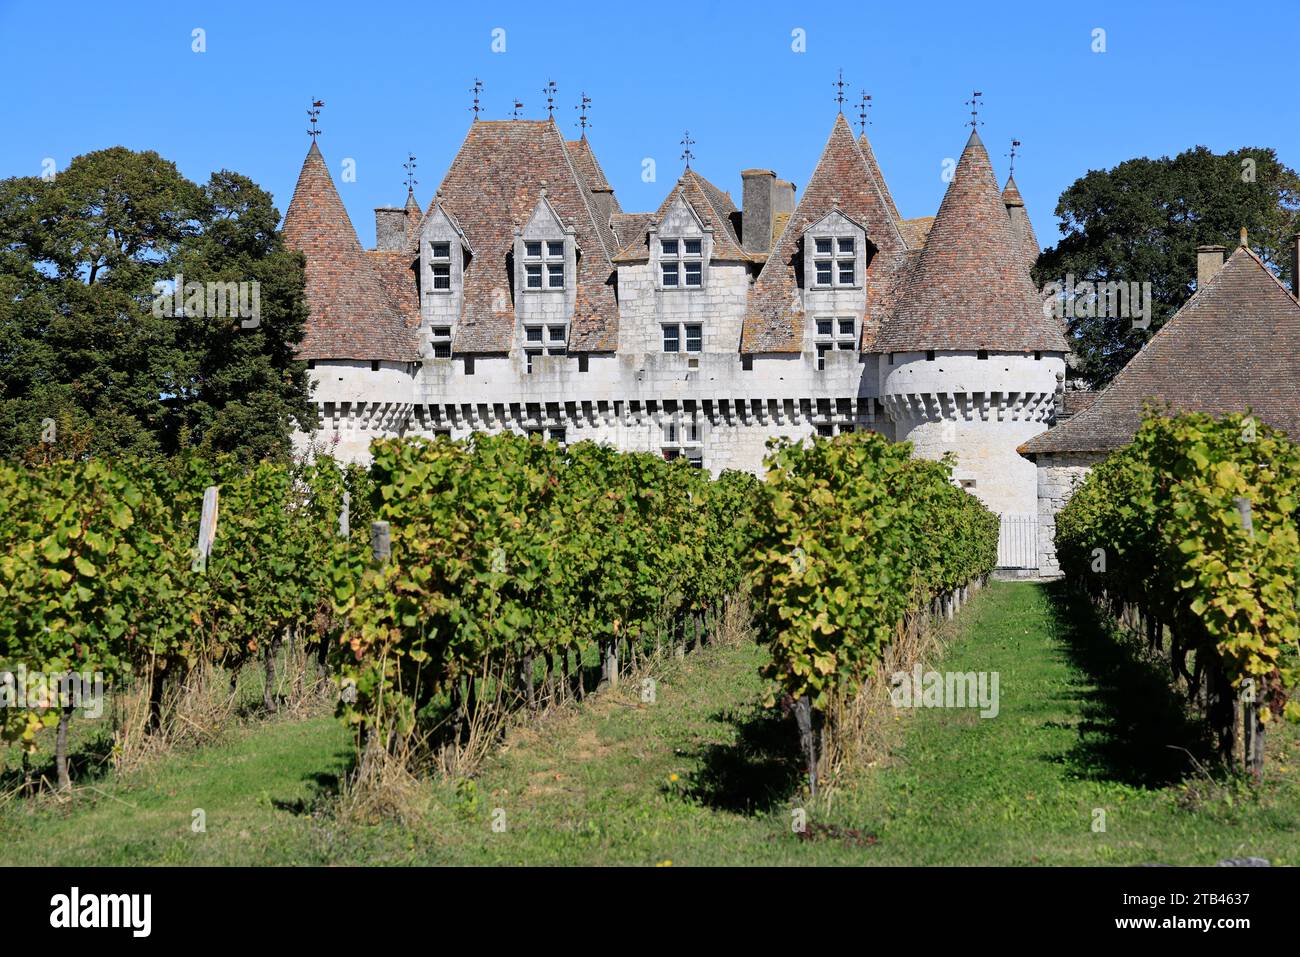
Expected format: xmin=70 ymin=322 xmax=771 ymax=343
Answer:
xmin=429 ymin=241 xmax=452 ymax=291
xmin=660 ymin=237 xmax=704 ymax=288
xmin=814 ymin=236 xmax=856 ymax=287
xmin=524 ymin=239 xmax=565 ymax=290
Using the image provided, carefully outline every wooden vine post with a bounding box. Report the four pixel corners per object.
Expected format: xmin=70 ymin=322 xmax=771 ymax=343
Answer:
xmin=1233 ymin=496 xmax=1265 ymax=782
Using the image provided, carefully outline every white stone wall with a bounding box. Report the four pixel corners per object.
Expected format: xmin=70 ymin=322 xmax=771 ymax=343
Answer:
xmin=616 ymin=259 xmax=748 ymax=355
xmin=1034 ymin=451 xmax=1104 ymax=577
xmin=881 ymin=350 xmax=1066 ymax=556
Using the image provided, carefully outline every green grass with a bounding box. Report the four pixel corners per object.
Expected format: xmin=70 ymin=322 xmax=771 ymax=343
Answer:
xmin=2 ymin=581 xmax=1297 ymax=865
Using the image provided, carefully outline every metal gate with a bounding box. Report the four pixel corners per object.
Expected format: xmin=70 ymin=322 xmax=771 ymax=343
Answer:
xmin=997 ymin=513 xmax=1038 ymax=569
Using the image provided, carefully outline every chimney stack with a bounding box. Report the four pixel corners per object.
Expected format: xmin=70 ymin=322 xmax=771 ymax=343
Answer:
xmin=374 ymin=207 xmax=407 ymax=252
xmin=741 ymin=169 xmax=776 ymax=254
xmin=1196 ymin=245 xmax=1226 ymax=290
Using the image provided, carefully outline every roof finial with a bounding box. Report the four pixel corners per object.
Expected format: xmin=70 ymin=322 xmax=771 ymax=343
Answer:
xmin=576 ymin=91 xmax=592 ymax=136
xmin=543 ymin=80 xmax=557 ymax=120
xmin=511 ymin=97 xmax=524 ymax=120
xmin=834 ymin=69 xmax=847 ymax=113
xmin=307 ymin=99 xmax=324 ymax=140
xmin=404 ymin=153 xmax=417 ymax=194
xmin=680 ymin=130 xmax=696 ymax=170
xmin=857 ymin=91 xmax=872 ymax=136
xmin=965 ymin=90 xmax=984 ymax=129
xmin=1240 ymin=226 xmax=1249 ymax=248
xmin=1007 ymin=138 xmax=1021 ymax=175
xmin=469 ymin=78 xmax=483 ymax=120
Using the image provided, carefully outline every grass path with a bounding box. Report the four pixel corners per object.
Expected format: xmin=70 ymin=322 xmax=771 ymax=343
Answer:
xmin=2 ymin=582 xmax=1296 ymax=864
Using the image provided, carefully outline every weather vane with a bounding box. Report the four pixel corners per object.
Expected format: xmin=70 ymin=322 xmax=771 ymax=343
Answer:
xmin=307 ymin=99 xmax=324 ymax=140
xmin=966 ymin=90 xmax=984 ymax=129
xmin=857 ymin=91 xmax=872 ymax=136
xmin=404 ymin=153 xmax=418 ymax=193
xmin=543 ymin=80 xmax=557 ymax=119
xmin=576 ymin=91 xmax=592 ymax=134
xmin=1007 ymin=139 xmax=1021 ymax=175
xmin=469 ymin=78 xmax=483 ymax=120
xmin=511 ymin=98 xmax=524 ymax=120
xmin=834 ymin=69 xmax=847 ymax=113
xmin=680 ymin=130 xmax=696 ymax=170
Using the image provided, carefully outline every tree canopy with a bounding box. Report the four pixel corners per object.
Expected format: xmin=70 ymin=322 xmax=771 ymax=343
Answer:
xmin=1034 ymin=146 xmax=1300 ymax=388
xmin=0 ymin=147 xmax=316 ymax=462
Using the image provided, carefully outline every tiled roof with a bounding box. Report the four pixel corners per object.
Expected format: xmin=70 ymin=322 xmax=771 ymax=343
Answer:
xmin=1062 ymin=390 xmax=1098 ymax=417
xmin=403 ymin=189 xmax=423 ymax=248
xmin=857 ymin=132 xmax=901 ymax=222
xmin=426 ymin=119 xmax=619 ymax=353
xmin=367 ymin=250 xmax=420 ymax=329
xmin=282 ymin=142 xmax=421 ymax=362
xmin=610 ymin=212 xmax=655 ymax=251
xmin=873 ymin=130 xmax=1067 ymax=354
xmin=566 ymin=136 xmax=614 ymax=193
xmin=612 ymin=169 xmax=751 ymax=263
xmin=898 ymin=216 xmax=935 ymax=250
xmin=741 ymin=114 xmax=908 ymax=353
xmin=1021 ymin=246 xmax=1300 ymax=454
xmin=1002 ymin=174 xmax=1040 ymax=273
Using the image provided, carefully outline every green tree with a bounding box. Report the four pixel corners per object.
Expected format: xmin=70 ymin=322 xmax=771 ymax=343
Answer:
xmin=0 ymin=147 xmax=316 ymax=461
xmin=1035 ymin=146 xmax=1300 ymax=387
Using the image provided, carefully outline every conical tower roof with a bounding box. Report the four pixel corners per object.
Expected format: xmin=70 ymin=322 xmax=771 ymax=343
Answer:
xmin=1001 ymin=174 xmax=1040 ymax=274
xmin=282 ymin=142 xmax=420 ymax=362
xmin=857 ymin=132 xmax=900 ymax=222
xmin=874 ymin=130 xmax=1066 ymax=353
xmin=403 ymin=187 xmax=423 ymax=248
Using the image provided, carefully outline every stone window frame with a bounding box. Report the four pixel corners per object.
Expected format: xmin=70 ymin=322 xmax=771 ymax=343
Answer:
xmin=801 ymin=212 xmax=867 ymax=292
xmin=513 ymin=195 xmax=577 ymax=297
xmin=523 ymin=322 xmax=568 ymax=373
xmin=658 ymin=236 xmax=706 ymax=289
xmin=811 ymin=235 xmax=859 ymax=288
xmin=813 ymin=315 xmax=858 ymax=370
xmin=429 ymin=325 xmax=452 ymax=358
xmin=428 ymin=241 xmax=453 ymax=292
xmin=523 ymin=239 xmax=566 ymax=291
xmin=661 ymin=413 xmax=704 ymax=466
xmin=661 ymin=322 xmax=703 ymax=354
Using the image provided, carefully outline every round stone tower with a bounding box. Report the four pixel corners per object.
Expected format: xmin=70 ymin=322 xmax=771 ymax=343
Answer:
xmin=872 ymin=130 xmax=1068 ymax=521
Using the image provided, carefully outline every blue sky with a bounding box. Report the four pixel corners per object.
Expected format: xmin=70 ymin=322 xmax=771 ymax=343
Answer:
xmin=2 ymin=0 xmax=1294 ymax=249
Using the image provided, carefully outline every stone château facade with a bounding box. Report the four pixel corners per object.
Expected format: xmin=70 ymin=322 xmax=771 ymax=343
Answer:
xmin=283 ymin=107 xmax=1071 ymax=568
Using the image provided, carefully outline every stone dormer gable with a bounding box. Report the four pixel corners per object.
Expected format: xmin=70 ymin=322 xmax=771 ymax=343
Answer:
xmin=420 ymin=201 xmax=473 ymax=287
xmin=801 ymin=209 xmax=871 ymax=290
xmin=613 ymin=171 xmax=750 ymax=265
xmin=652 ymin=189 xmax=713 ymax=290
xmin=418 ymin=199 xmax=474 ymax=341
xmin=515 ymin=190 xmax=579 ymax=295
